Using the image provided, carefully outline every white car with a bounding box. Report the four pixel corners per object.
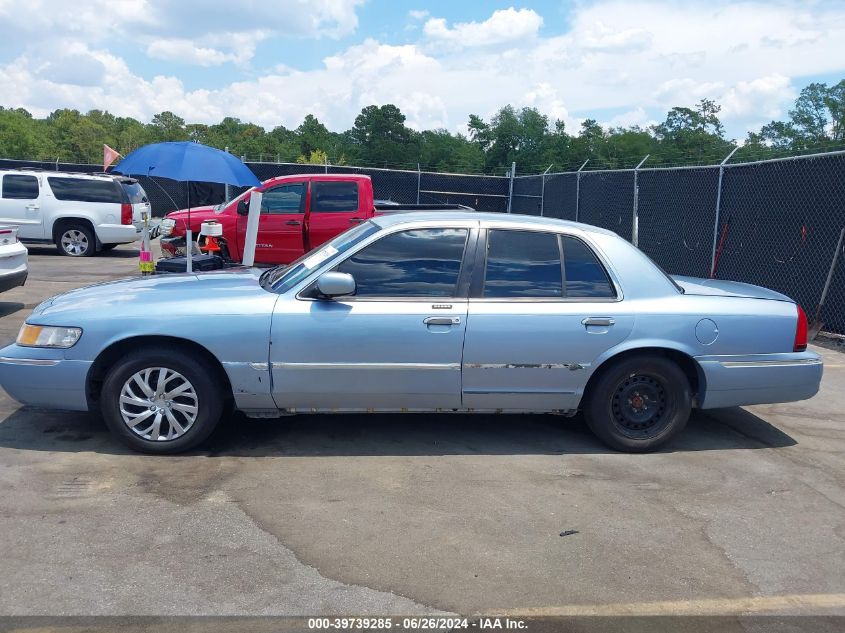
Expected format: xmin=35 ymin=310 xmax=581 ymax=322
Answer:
xmin=0 ymin=170 xmax=148 ymax=257
xmin=0 ymin=226 xmax=27 ymax=292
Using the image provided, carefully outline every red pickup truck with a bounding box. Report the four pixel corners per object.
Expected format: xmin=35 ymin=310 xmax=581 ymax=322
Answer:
xmin=160 ymin=174 xmax=469 ymax=265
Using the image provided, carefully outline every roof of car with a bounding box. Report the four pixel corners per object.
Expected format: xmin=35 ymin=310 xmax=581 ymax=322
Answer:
xmin=0 ymin=169 xmax=123 ymax=182
xmin=370 ymin=211 xmax=618 ymax=236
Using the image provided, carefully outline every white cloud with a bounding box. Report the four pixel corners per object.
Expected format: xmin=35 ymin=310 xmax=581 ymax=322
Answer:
xmin=423 ymin=8 xmax=543 ymax=48
xmin=146 ymin=31 xmax=264 ymax=67
xmin=0 ymin=0 xmax=363 ymax=66
xmin=409 ymin=10 xmax=429 ymax=21
xmin=0 ymin=1 xmax=844 ymax=143
xmin=147 ymin=40 xmax=237 ymax=67
xmin=603 ymin=107 xmax=655 ymax=130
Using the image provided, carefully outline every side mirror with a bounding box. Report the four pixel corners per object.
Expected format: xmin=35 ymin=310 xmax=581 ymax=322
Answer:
xmin=237 ymin=199 xmax=250 ymax=216
xmin=315 ymin=272 xmax=356 ymax=299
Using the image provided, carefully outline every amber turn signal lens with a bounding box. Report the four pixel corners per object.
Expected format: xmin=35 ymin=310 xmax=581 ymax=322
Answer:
xmin=16 ymin=324 xmax=43 ymax=346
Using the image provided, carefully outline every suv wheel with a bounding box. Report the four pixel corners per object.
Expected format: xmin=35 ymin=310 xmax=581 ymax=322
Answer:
xmin=56 ymin=224 xmax=95 ymax=257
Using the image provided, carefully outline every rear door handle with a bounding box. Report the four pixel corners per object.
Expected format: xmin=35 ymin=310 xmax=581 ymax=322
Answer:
xmin=349 ymin=217 xmax=364 ymax=224
xmin=424 ymin=316 xmax=461 ymax=326
xmin=25 ymin=204 xmax=39 ymax=210
xmin=285 ymin=220 xmax=301 ymax=226
xmin=582 ymin=317 xmax=615 ymax=327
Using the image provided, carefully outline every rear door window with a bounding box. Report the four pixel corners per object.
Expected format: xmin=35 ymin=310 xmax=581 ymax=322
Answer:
xmin=2 ymin=174 xmax=39 ymax=200
xmin=483 ymin=230 xmax=563 ymax=298
xmin=48 ymin=177 xmax=123 ymax=203
xmin=311 ymin=181 xmax=358 ymax=212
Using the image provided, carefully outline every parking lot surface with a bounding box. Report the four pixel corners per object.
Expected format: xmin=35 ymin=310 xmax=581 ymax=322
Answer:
xmin=0 ymin=244 xmax=844 ymax=620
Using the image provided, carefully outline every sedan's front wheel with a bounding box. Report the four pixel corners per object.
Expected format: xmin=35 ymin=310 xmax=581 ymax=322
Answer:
xmin=101 ymin=348 xmax=223 ymax=454
xmin=583 ymin=354 xmax=691 ymax=452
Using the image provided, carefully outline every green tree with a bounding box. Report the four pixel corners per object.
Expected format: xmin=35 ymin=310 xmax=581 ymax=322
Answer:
xmin=296 ymin=148 xmax=329 ymax=165
xmin=651 ymin=99 xmax=731 ymax=164
xmin=150 ymin=111 xmax=187 ymax=142
xmin=349 ymin=104 xmax=416 ymax=167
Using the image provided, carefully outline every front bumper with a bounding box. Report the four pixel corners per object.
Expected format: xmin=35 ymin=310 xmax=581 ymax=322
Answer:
xmin=0 ymin=344 xmax=91 ymax=411
xmin=696 ymin=350 xmax=823 ymax=409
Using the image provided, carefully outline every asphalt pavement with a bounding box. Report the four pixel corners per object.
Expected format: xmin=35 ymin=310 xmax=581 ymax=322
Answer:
xmin=0 ymin=243 xmax=843 ymax=629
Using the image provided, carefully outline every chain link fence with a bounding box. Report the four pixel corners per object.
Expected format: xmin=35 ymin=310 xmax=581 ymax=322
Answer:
xmin=1 ymin=151 xmax=844 ymax=335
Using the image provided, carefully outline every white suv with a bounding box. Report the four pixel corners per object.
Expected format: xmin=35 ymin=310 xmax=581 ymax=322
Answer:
xmin=0 ymin=170 xmax=148 ymax=257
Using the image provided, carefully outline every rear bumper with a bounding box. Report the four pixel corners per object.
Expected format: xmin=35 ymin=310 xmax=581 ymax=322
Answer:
xmin=95 ymin=223 xmax=142 ymax=245
xmin=0 ymin=244 xmax=27 ymax=292
xmin=0 ymin=344 xmax=91 ymax=411
xmin=0 ymin=269 xmax=27 ymax=293
xmin=696 ymin=351 xmax=823 ymax=409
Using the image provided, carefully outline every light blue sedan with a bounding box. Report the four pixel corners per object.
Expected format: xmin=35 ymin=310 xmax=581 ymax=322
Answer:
xmin=0 ymin=213 xmax=823 ymax=453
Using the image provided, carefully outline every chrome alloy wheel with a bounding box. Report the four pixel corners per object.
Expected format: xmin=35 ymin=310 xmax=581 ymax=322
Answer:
xmin=61 ymin=229 xmax=90 ymax=256
xmin=119 ymin=367 xmax=199 ymax=441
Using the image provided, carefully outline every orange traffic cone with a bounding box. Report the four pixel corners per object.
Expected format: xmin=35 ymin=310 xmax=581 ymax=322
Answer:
xmin=200 ymin=235 xmax=222 ymax=253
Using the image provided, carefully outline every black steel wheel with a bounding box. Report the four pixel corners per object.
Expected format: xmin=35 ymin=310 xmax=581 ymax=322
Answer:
xmin=584 ymin=354 xmax=691 ymax=452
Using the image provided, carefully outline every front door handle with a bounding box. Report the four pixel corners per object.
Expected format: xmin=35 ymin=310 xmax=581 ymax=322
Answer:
xmin=582 ymin=317 xmax=615 ymax=327
xmin=25 ymin=204 xmax=39 ymax=211
xmin=285 ymin=220 xmax=301 ymax=226
xmin=349 ymin=217 xmax=364 ymax=224
xmin=424 ymin=316 xmax=461 ymax=326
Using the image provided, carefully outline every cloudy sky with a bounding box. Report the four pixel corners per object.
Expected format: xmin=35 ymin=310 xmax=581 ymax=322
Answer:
xmin=1 ymin=0 xmax=843 ymax=139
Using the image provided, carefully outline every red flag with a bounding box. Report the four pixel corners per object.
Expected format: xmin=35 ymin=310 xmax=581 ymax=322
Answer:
xmin=103 ymin=144 xmax=121 ymax=171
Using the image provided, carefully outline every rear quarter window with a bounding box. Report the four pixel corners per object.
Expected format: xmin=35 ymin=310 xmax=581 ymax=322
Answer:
xmin=48 ymin=177 xmax=123 ymax=203
xmin=561 ymin=236 xmax=616 ymax=298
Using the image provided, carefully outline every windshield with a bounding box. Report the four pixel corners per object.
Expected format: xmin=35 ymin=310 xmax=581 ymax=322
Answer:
xmin=260 ymin=221 xmax=380 ymax=293
xmin=214 ymin=187 xmax=253 ymax=212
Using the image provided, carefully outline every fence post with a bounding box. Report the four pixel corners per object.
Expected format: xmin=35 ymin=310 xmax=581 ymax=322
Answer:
xmin=710 ymin=146 xmax=740 ymax=277
xmin=416 ymin=163 xmax=421 ymax=204
xmin=507 ymin=162 xmax=516 ymax=213
xmin=325 ymin=154 xmax=329 ymax=174
xmin=540 ymin=164 xmax=552 ymax=216
xmin=224 ymin=146 xmax=230 ymax=203
xmin=575 ymin=160 xmax=588 ymax=222
xmin=812 ymin=226 xmax=845 ymax=334
xmin=632 ymin=155 xmax=649 ymax=246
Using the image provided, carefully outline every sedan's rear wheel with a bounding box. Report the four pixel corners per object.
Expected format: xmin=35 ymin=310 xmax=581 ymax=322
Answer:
xmin=101 ymin=348 xmax=223 ymax=454
xmin=584 ymin=354 xmax=691 ymax=452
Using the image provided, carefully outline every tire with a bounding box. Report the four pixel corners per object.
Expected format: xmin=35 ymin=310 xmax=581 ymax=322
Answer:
xmin=100 ymin=243 xmax=118 ymax=252
xmin=583 ymin=354 xmax=691 ymax=453
xmin=56 ymin=224 xmax=96 ymax=257
xmin=100 ymin=347 xmax=224 ymax=454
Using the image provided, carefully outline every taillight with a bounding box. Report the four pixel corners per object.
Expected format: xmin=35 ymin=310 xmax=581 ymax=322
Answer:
xmin=0 ymin=228 xmax=16 ymax=244
xmin=121 ymin=203 xmax=133 ymax=225
xmin=793 ymin=304 xmax=808 ymax=352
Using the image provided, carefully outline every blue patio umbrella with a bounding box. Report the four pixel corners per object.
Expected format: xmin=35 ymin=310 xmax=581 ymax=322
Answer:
xmin=113 ymin=141 xmax=261 ymax=271
xmin=113 ymin=141 xmax=260 ymax=187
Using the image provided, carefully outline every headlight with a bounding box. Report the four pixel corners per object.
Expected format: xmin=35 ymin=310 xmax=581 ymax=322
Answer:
xmin=16 ymin=324 xmax=82 ymax=348
xmin=159 ymin=218 xmax=175 ymax=237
